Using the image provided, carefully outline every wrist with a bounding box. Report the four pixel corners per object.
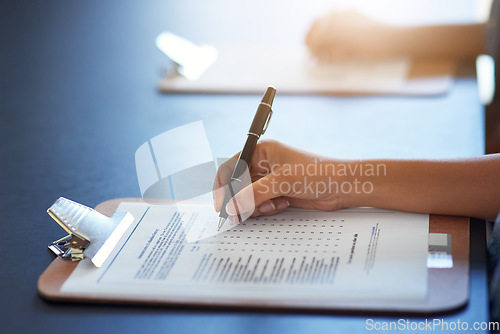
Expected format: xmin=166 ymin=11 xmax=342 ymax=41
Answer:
xmin=317 ymin=158 xmax=357 ymax=210
xmin=321 ymin=159 xmax=387 ymax=209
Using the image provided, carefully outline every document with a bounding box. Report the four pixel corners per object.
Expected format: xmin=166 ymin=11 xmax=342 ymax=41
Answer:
xmin=61 ymin=202 xmax=429 ymax=301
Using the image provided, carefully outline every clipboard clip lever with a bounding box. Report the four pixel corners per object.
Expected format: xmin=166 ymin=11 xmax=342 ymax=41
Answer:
xmin=48 ymin=233 xmax=90 ymax=262
xmin=155 ymin=32 xmax=218 ymax=81
xmin=46 ymin=197 xmax=134 ymax=267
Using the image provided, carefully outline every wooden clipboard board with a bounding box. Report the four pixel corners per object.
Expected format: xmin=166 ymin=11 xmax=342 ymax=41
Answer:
xmin=38 ymin=198 xmax=469 ymax=314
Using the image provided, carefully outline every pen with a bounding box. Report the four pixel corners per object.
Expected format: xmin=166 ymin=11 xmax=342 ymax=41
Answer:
xmin=218 ymin=86 xmax=276 ymax=231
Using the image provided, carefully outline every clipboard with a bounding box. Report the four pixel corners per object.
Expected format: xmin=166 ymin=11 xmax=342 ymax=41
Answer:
xmin=38 ymin=198 xmax=469 ymax=314
xmin=156 ymin=39 xmax=455 ymax=96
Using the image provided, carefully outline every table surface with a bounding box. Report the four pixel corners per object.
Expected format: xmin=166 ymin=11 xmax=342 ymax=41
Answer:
xmin=0 ymin=0 xmax=490 ymax=333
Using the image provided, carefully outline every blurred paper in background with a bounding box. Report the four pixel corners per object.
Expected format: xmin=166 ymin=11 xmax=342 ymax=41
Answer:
xmin=156 ymin=0 xmax=492 ymax=95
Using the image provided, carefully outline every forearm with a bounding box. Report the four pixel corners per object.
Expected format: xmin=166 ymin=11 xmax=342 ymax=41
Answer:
xmin=386 ymin=24 xmax=486 ymax=59
xmin=340 ymin=155 xmax=500 ymax=220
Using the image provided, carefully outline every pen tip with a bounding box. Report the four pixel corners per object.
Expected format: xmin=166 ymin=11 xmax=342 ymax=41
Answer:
xmin=262 ymin=86 xmax=276 ymax=105
xmin=218 ymin=217 xmax=226 ymax=231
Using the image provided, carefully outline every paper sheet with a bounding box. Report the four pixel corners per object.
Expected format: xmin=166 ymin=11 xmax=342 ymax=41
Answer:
xmin=61 ymin=202 xmax=429 ymax=301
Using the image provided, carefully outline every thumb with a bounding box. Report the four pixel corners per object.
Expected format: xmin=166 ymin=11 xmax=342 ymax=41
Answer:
xmin=225 ymin=172 xmax=285 ymax=216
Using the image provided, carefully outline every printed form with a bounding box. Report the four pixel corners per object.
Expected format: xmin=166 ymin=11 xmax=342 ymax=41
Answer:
xmin=61 ymin=202 xmax=429 ymax=301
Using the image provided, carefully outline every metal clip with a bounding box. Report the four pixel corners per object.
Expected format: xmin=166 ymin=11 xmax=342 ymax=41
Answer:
xmin=48 ymin=234 xmax=89 ymax=261
xmin=262 ymin=108 xmax=273 ymax=135
xmin=47 ymin=197 xmax=134 ymax=267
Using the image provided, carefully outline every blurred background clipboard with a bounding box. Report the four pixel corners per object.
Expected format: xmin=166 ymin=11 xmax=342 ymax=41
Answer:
xmin=157 ymin=41 xmax=456 ymax=96
xmin=39 ymin=198 xmax=470 ymax=314
xmin=155 ymin=0 xmax=493 ymax=96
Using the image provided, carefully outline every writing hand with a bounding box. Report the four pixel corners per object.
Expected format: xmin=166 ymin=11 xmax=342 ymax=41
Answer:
xmin=213 ymin=140 xmax=344 ymax=220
